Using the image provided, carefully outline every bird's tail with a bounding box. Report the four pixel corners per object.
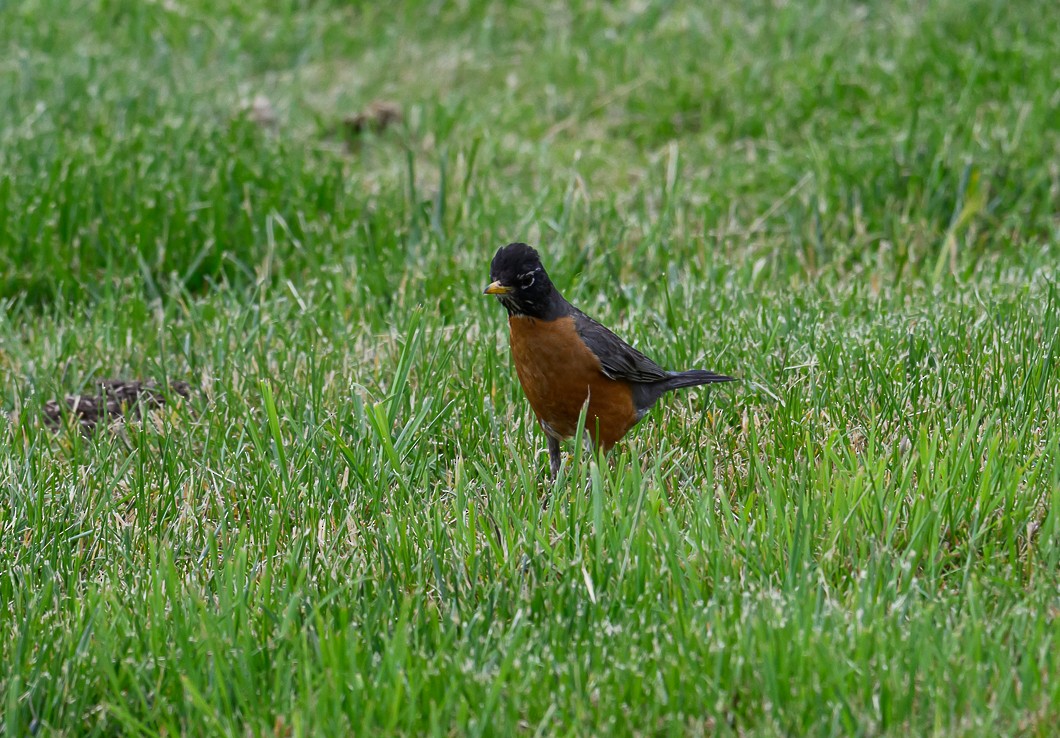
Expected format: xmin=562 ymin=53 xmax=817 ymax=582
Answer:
xmin=631 ymin=369 xmax=735 ymax=418
xmin=661 ymin=369 xmax=736 ymax=392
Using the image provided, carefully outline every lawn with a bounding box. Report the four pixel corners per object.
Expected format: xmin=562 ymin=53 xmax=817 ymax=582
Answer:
xmin=1 ymin=0 xmax=1059 ymax=734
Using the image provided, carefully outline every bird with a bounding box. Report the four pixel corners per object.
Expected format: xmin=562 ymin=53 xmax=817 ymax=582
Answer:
xmin=484 ymin=242 xmax=734 ymax=478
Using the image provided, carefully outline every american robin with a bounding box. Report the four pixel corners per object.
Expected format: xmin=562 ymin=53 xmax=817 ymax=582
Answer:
xmin=484 ymin=242 xmax=734 ymax=477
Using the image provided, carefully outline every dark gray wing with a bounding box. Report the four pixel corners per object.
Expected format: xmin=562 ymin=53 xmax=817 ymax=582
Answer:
xmin=572 ymin=309 xmax=669 ymax=384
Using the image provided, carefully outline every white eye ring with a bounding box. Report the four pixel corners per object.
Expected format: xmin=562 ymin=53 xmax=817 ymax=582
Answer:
xmin=520 ymin=274 xmax=535 ymax=288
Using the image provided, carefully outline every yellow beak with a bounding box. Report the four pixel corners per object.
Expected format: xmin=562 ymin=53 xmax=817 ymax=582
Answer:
xmin=483 ymin=281 xmax=512 ymax=295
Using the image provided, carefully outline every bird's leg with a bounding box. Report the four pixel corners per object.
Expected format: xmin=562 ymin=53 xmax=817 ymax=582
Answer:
xmin=583 ymin=432 xmax=595 ymax=460
xmin=547 ymin=434 xmax=561 ymax=479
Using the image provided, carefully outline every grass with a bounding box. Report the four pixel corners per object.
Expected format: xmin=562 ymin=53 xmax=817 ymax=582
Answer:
xmin=1 ymin=0 xmax=1059 ymax=734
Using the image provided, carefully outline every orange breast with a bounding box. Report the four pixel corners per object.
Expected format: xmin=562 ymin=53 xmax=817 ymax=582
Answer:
xmin=508 ymin=315 xmax=637 ymax=451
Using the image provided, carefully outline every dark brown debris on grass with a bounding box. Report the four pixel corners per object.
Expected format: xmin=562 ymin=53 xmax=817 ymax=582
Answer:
xmin=42 ymin=379 xmax=193 ymax=432
xmin=342 ymin=100 xmax=403 ymax=138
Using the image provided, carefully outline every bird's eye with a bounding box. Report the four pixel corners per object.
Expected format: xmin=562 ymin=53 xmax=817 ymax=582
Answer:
xmin=519 ymin=273 xmax=535 ymax=288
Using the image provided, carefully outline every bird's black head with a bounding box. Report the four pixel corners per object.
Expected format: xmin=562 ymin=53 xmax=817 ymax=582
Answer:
xmin=484 ymin=243 xmax=565 ymax=319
